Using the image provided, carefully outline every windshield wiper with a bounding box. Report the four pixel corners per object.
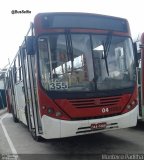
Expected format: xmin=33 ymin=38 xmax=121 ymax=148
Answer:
xmin=102 ymin=33 xmax=112 ymax=76
xmin=65 ymin=30 xmax=74 ymax=71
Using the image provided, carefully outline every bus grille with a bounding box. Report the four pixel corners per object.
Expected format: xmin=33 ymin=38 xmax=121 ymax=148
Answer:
xmin=68 ymin=96 xmax=122 ymax=108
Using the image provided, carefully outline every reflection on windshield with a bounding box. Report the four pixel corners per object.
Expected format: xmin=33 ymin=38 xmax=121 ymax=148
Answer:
xmin=38 ymin=34 xmax=136 ymax=92
xmin=92 ymin=35 xmax=135 ymax=90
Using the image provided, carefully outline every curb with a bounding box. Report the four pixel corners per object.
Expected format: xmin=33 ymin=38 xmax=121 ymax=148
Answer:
xmin=0 ymin=108 xmax=7 ymax=116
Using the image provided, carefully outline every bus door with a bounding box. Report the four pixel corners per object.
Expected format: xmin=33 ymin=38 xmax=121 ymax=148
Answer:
xmin=137 ymin=66 xmax=142 ymax=118
xmin=135 ymin=33 xmax=144 ymax=119
xmin=21 ymin=48 xmax=42 ymax=136
xmin=10 ymin=68 xmax=19 ymax=120
xmin=140 ymin=33 xmax=144 ymax=119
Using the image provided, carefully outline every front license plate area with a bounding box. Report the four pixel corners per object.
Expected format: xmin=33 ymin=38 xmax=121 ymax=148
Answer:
xmin=91 ymin=122 xmax=107 ymax=130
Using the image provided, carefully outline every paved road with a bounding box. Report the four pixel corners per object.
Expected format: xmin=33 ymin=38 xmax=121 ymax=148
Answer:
xmin=1 ymin=113 xmax=144 ymax=160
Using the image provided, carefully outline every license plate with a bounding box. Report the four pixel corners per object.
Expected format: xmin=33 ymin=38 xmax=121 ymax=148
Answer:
xmin=91 ymin=122 xmax=107 ymax=130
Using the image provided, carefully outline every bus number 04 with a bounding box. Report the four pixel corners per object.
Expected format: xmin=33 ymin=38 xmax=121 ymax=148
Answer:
xmin=102 ymin=108 xmax=109 ymax=113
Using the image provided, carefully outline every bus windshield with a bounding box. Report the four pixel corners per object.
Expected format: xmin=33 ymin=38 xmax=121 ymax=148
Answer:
xmin=38 ymin=33 xmax=136 ymax=92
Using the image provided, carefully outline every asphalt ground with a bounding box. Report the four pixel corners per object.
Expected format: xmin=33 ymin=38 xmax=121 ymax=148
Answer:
xmin=0 ymin=108 xmax=7 ymax=116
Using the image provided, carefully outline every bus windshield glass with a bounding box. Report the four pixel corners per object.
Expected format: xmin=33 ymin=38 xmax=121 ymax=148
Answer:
xmin=38 ymin=33 xmax=135 ymax=91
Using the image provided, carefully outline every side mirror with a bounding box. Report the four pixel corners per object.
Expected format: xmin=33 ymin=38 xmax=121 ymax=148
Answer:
xmin=133 ymin=42 xmax=141 ymax=67
xmin=25 ymin=36 xmax=35 ymax=55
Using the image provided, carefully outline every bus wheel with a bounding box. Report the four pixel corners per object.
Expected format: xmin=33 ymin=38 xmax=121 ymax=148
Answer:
xmin=11 ymin=106 xmax=19 ymax=123
xmin=31 ymin=129 xmax=43 ymax=142
xmin=24 ymin=106 xmax=29 ymax=129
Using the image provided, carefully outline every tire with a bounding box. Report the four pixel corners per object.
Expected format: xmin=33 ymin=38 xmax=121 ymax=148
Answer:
xmin=25 ymin=106 xmax=44 ymax=142
xmin=31 ymin=129 xmax=44 ymax=142
xmin=25 ymin=106 xmax=29 ymax=129
xmin=13 ymin=115 xmax=19 ymax=123
xmin=11 ymin=105 xmax=19 ymax=123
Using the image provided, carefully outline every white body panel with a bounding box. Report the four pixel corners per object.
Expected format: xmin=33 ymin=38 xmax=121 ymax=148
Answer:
xmin=0 ymin=80 xmax=4 ymax=89
xmin=14 ymin=81 xmax=27 ymax=125
xmin=41 ymin=105 xmax=138 ymax=139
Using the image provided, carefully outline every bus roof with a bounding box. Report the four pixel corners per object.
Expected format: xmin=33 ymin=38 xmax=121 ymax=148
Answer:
xmin=34 ymin=12 xmax=129 ymax=32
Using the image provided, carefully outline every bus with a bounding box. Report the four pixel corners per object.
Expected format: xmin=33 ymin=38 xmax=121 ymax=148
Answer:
xmin=135 ymin=33 xmax=144 ymax=120
xmin=5 ymin=12 xmax=138 ymax=141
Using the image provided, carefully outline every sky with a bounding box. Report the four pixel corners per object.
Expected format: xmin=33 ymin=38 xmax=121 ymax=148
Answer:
xmin=0 ymin=0 xmax=144 ymax=69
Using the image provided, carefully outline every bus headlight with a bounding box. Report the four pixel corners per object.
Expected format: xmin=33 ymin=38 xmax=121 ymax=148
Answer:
xmin=126 ymin=100 xmax=137 ymax=110
xmin=126 ymin=105 xmax=131 ymax=110
xmin=48 ymin=107 xmax=54 ymax=114
xmin=55 ymin=111 xmax=62 ymax=117
xmin=131 ymin=100 xmax=136 ymax=106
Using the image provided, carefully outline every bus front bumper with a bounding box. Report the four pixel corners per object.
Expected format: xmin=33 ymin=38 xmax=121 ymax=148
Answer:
xmin=41 ymin=105 xmax=138 ymax=139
